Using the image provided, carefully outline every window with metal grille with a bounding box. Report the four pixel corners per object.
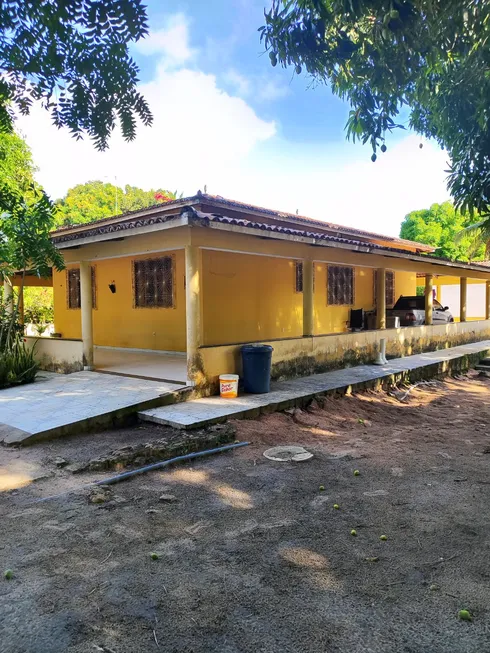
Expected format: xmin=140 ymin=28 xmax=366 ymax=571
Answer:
xmin=327 ymin=265 xmax=354 ymax=306
xmin=294 ymin=261 xmax=303 ymax=293
xmin=67 ymin=267 xmax=96 ymax=309
xmin=133 ymin=256 xmax=174 ymax=308
xmin=373 ymin=270 xmax=395 ymax=308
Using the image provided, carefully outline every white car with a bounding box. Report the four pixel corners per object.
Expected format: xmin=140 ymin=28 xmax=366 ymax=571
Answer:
xmin=388 ymin=295 xmax=454 ymax=326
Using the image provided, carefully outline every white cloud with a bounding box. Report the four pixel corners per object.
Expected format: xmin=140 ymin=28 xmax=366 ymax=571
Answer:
xmin=210 ymin=134 xmax=450 ymax=237
xmin=135 ymin=13 xmax=196 ymax=67
xmin=15 ymin=12 xmax=450 ymax=239
xmin=223 ymin=69 xmax=251 ymax=97
xmin=16 ymin=62 xmax=276 ymax=199
xmin=256 ymin=78 xmax=291 ymax=102
xmin=223 ymin=69 xmax=290 ymax=103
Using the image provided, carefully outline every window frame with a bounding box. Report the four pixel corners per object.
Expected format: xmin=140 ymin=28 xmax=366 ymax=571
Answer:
xmin=294 ymin=260 xmax=303 ymax=293
xmin=66 ymin=266 xmax=96 ymax=310
xmin=132 ymin=255 xmax=176 ymax=309
xmin=327 ymin=265 xmax=355 ymax=306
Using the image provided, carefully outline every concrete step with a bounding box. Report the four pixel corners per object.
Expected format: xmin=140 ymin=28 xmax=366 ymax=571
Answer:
xmin=0 ymin=373 xmax=191 ymax=445
xmin=139 ymin=340 xmax=490 ymax=430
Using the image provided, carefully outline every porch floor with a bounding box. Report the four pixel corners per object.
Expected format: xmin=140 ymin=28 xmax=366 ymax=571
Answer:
xmin=139 ymin=339 xmax=490 ymax=429
xmin=0 ymin=371 xmax=185 ymax=445
xmin=94 ymin=347 xmax=187 ymax=384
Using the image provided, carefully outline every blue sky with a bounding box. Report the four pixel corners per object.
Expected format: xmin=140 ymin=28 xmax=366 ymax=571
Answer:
xmin=18 ymin=0 xmax=450 ymax=237
xmin=139 ymin=0 xmax=348 ymax=141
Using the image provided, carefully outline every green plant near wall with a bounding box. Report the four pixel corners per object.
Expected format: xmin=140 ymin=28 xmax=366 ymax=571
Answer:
xmin=0 ymin=185 xmax=64 ymax=387
xmin=0 ymin=336 xmax=38 ymax=388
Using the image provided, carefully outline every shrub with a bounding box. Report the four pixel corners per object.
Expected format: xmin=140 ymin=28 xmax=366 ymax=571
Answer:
xmin=0 ymin=299 xmax=39 ymax=388
xmin=0 ymin=336 xmax=38 ymax=388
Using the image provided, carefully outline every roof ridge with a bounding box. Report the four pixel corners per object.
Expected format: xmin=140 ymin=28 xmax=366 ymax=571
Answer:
xmin=51 ymin=189 xmax=433 ymax=253
xmin=197 ymin=193 xmax=434 ymax=252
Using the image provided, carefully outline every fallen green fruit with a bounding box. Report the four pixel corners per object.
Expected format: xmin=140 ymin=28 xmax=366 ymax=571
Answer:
xmin=353 ymin=470 xmax=360 ymax=476
xmin=351 ymin=529 xmax=357 ymax=536
xmin=459 ymin=609 xmax=472 ymax=622
xmin=4 ymin=569 xmax=13 ymax=580
xmin=333 ymin=504 xmax=339 ymax=510
xmin=150 ymin=553 xmax=160 ymax=560
xmin=380 ymin=535 xmax=387 ymax=541
xmin=319 ymin=485 xmax=325 ymax=491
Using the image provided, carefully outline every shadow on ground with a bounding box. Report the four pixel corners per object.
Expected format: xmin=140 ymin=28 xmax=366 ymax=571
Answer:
xmin=0 ymin=373 xmax=489 ymax=653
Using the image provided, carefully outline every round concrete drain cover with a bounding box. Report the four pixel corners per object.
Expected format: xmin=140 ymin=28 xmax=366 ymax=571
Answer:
xmin=263 ymin=445 xmax=313 ymax=462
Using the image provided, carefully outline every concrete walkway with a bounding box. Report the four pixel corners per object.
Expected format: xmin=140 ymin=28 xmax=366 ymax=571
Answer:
xmin=0 ymin=371 xmax=183 ymax=445
xmin=139 ymin=340 xmax=490 ymax=429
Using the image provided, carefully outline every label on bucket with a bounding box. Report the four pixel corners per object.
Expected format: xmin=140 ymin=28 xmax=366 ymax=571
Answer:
xmin=220 ymin=382 xmax=236 ymax=398
xmin=219 ymin=375 xmax=238 ymax=399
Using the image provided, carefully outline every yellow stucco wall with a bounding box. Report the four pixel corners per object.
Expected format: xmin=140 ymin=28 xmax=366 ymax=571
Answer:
xmin=53 ymin=243 xmax=418 ymax=351
xmin=199 ymin=319 xmax=490 ymax=388
xmin=201 ymin=249 xmax=417 ymax=344
xmin=202 ymin=250 xmax=303 ymax=345
xmin=53 ymin=249 xmax=186 ymax=351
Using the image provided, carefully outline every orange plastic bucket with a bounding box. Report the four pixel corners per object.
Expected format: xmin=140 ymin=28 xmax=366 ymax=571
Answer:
xmin=219 ymin=374 xmax=239 ymax=398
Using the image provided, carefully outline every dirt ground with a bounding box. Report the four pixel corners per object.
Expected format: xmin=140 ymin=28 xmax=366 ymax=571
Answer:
xmin=1 ymin=372 xmax=490 ymax=653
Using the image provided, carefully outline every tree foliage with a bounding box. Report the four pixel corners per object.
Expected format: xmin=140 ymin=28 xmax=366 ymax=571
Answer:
xmin=0 ymin=130 xmax=62 ymax=279
xmin=400 ymin=202 xmax=485 ymax=262
xmin=261 ymin=1 xmax=490 ymax=218
xmin=0 ymin=131 xmax=38 ymax=194
xmin=55 ymin=181 xmax=181 ymax=226
xmin=0 ymin=0 xmax=152 ymax=149
xmin=0 ymin=186 xmax=64 ymax=280
xmin=23 ymin=287 xmax=54 ymax=335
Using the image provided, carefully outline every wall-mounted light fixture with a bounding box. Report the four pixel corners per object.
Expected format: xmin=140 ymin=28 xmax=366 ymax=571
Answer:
xmin=108 ymin=281 xmax=116 ymax=294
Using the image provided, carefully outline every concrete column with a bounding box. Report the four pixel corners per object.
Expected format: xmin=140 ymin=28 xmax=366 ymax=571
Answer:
xmin=460 ymin=277 xmax=467 ymax=323
xmin=376 ymin=268 xmax=386 ymax=330
xmin=80 ymin=261 xmax=94 ymax=370
xmin=185 ymin=245 xmax=203 ymax=384
xmin=303 ymin=259 xmax=314 ymax=337
xmin=3 ymin=279 xmax=13 ymax=315
xmin=486 ymin=280 xmax=490 ymax=320
xmin=425 ymin=274 xmax=433 ymax=325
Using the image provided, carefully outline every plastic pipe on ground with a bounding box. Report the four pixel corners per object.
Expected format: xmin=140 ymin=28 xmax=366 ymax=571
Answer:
xmin=29 ymin=441 xmax=250 ymax=504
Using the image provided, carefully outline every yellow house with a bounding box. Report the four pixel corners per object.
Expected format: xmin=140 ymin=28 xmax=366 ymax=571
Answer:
xmin=13 ymin=192 xmax=490 ymax=392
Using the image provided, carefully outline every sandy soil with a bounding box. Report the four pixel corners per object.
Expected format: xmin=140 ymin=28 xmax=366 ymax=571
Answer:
xmin=1 ymin=372 xmax=490 ymax=652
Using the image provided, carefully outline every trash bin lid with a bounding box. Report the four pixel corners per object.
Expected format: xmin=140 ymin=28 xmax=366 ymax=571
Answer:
xmin=241 ymin=344 xmax=274 ymax=354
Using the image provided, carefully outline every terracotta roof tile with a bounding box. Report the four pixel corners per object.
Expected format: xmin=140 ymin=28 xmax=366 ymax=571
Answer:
xmin=51 ymin=190 xmax=433 ymax=253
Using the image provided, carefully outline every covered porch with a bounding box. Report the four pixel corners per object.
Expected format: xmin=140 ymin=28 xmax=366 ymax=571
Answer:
xmin=94 ymin=347 xmax=187 ymax=383
xmin=24 ymin=199 xmax=490 ymax=393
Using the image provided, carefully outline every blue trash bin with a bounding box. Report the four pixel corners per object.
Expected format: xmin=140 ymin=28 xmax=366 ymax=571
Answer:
xmin=241 ymin=344 xmax=273 ymax=394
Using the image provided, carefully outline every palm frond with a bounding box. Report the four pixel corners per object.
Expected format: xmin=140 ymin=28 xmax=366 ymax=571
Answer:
xmin=455 ymin=216 xmax=490 ymax=256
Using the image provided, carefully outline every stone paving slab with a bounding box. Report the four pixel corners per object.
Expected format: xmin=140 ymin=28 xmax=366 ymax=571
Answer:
xmin=139 ymin=340 xmax=490 ymax=429
xmin=0 ymin=371 xmax=183 ymax=444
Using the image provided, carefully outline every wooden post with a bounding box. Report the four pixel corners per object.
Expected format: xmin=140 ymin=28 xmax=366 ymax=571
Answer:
xmin=185 ymin=245 xmax=202 ymax=385
xmin=303 ymin=259 xmax=314 ymax=337
xmin=425 ymin=274 xmax=433 ymax=325
xmin=80 ymin=261 xmax=94 ymax=370
xmin=460 ymin=277 xmax=467 ymax=323
xmin=376 ymin=268 xmax=386 ymax=330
